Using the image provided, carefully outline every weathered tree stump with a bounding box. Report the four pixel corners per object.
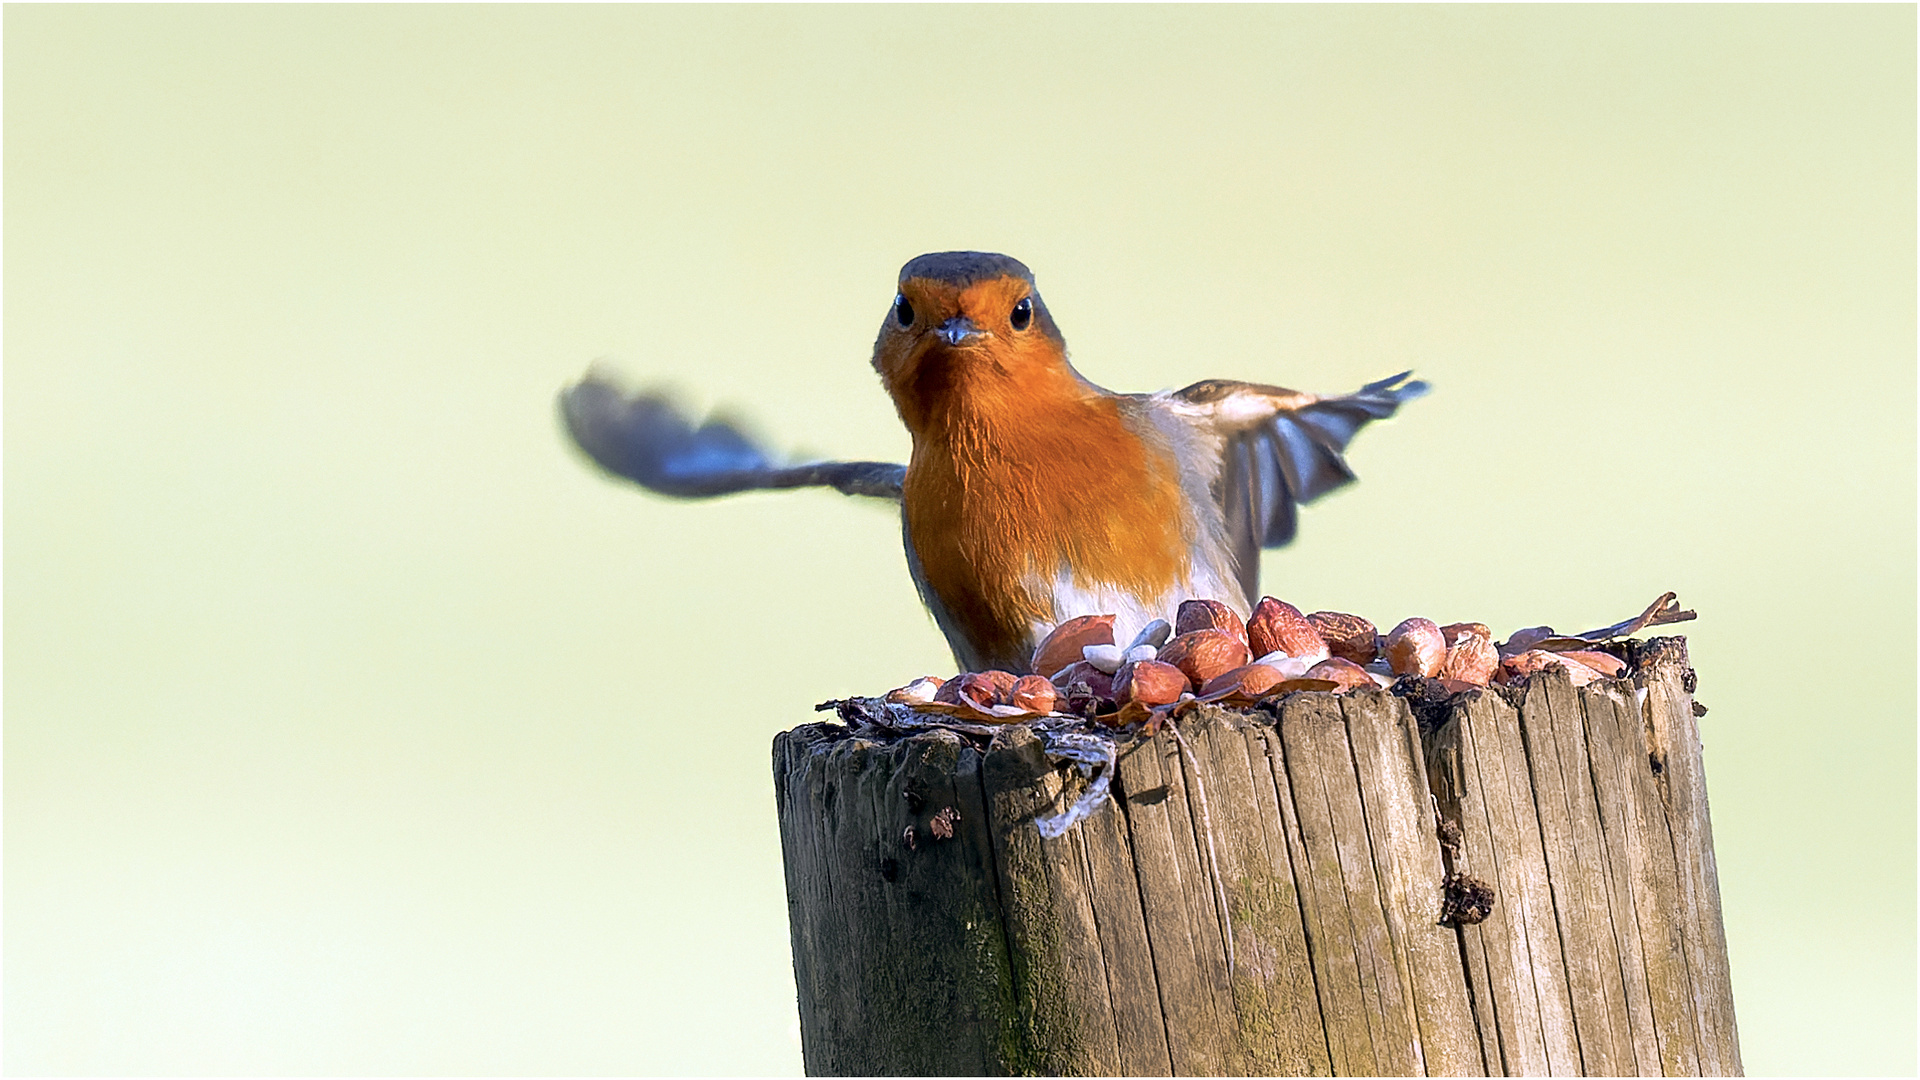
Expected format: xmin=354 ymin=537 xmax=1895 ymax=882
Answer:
xmin=773 ymin=638 xmax=1740 ymax=1076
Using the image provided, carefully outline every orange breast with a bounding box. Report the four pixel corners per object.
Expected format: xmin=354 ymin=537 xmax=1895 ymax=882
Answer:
xmin=902 ymin=371 xmax=1190 ymax=671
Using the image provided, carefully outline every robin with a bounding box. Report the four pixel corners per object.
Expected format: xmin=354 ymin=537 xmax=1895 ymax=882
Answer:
xmin=562 ymin=251 xmax=1425 ymax=675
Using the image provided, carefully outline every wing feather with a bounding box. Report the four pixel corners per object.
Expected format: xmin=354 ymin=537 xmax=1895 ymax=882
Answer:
xmin=1219 ymin=436 xmax=1261 ymax=602
xmin=1174 ymin=371 xmax=1428 ymax=599
xmin=559 ymin=372 xmax=906 ymax=500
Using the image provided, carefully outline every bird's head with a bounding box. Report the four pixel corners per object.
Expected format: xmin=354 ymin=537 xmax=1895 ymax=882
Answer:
xmin=872 ymin=251 xmax=1072 ymax=433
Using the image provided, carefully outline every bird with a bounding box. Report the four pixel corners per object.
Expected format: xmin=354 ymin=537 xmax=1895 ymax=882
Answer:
xmin=561 ymin=251 xmax=1426 ymax=675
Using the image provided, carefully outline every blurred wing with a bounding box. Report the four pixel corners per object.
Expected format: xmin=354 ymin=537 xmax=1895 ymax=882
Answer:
xmin=1176 ymin=371 xmax=1429 ymax=601
xmin=559 ymin=372 xmax=905 ymax=500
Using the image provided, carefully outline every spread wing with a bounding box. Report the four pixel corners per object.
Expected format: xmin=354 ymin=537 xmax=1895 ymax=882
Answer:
xmin=1174 ymin=371 xmax=1428 ymax=602
xmin=559 ymin=371 xmax=906 ymax=500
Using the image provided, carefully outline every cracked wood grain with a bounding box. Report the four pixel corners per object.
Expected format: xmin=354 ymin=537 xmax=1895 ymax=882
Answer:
xmin=1645 ymin=651 xmax=1743 ymax=1075
xmin=1521 ymin=671 xmax=1640 ymax=1074
xmin=774 ymin=726 xmax=1017 ymax=1075
xmin=1114 ymin=727 xmax=1241 ymax=1074
xmin=1426 ymin=690 xmax=1581 ymax=1075
xmin=980 ymin=723 xmax=1166 ymax=1075
xmin=1582 ymin=680 xmax=1701 ymax=1075
xmin=1340 ymin=689 xmax=1485 ymax=1075
xmin=1188 ymin=711 xmax=1332 ymax=1076
xmin=1278 ymin=692 xmax=1431 ymax=1074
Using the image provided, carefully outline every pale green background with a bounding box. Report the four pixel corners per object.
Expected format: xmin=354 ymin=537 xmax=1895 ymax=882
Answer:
xmin=7 ymin=5 xmax=1913 ymax=1075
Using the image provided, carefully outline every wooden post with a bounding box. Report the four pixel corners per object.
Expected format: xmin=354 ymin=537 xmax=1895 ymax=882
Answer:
xmin=774 ymin=638 xmax=1740 ymax=1076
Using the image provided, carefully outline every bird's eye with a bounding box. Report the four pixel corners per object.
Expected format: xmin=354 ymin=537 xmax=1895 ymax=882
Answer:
xmin=894 ymin=294 xmax=914 ymax=327
xmin=1010 ymin=297 xmax=1033 ymax=331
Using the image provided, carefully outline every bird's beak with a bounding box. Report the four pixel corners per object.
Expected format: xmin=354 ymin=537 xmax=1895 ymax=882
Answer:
xmin=935 ymin=317 xmax=986 ymax=347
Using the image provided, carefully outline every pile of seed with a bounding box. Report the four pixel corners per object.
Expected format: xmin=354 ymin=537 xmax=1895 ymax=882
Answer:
xmin=886 ymin=596 xmax=1641 ymax=725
